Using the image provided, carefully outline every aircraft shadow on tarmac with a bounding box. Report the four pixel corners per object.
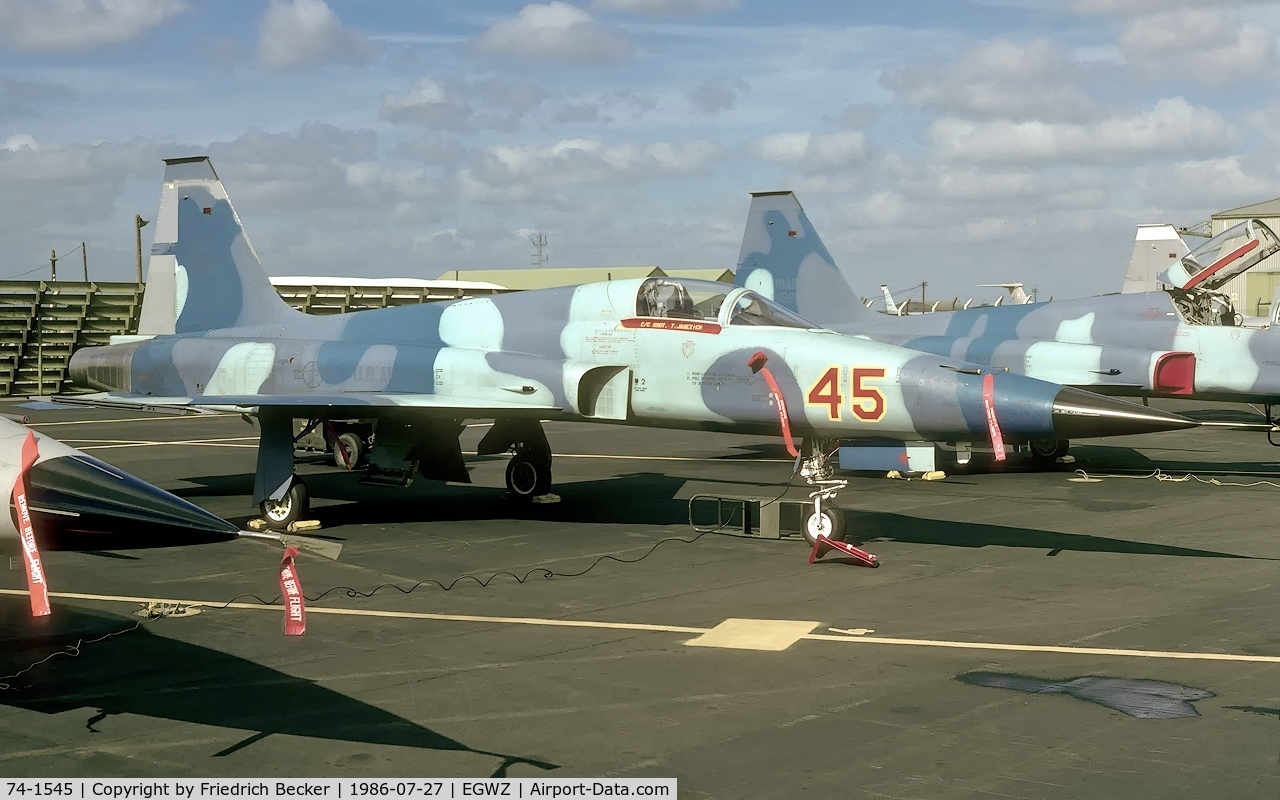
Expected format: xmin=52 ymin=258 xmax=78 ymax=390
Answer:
xmin=0 ymin=598 xmax=557 ymax=774
xmin=1068 ymin=444 xmax=1280 ymax=475
xmin=169 ymin=468 xmax=1260 ymax=563
xmin=839 ymin=509 xmax=1258 ymax=561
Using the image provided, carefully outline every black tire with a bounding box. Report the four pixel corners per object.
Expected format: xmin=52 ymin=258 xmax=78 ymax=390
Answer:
xmin=259 ymin=479 xmax=309 ymax=530
xmin=332 ymin=432 xmax=363 ymax=471
xmin=1029 ymin=439 xmax=1069 ymax=466
xmin=802 ymin=506 xmax=847 ymax=546
xmin=506 ymin=453 xmax=552 ymax=501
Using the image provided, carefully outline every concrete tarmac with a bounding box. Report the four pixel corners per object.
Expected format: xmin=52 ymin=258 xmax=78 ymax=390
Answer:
xmin=0 ymin=400 xmax=1275 ymax=798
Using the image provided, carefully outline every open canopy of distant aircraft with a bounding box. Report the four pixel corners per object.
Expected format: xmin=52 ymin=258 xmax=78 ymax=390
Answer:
xmin=735 ymin=191 xmax=1280 ymax=444
xmin=56 ymin=160 xmax=1193 ymax=538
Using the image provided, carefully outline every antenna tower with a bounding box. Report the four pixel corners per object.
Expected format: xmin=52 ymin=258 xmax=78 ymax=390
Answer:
xmin=530 ymin=232 xmax=548 ymax=267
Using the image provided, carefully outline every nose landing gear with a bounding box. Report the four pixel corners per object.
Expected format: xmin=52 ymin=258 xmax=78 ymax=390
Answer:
xmin=798 ymin=439 xmax=879 ymax=568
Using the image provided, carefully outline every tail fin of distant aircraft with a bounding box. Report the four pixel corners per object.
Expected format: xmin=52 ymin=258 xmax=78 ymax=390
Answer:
xmin=734 ymin=191 xmax=868 ymax=326
xmin=879 ymin=284 xmax=901 ymax=315
xmin=137 ymin=156 xmax=301 ymax=335
xmin=1121 ymin=224 xmax=1189 ymax=294
xmin=978 ymin=283 xmax=1029 ymax=304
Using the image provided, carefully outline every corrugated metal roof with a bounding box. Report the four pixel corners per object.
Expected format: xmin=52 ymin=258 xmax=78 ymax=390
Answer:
xmin=271 ymin=276 xmax=505 ymax=290
xmin=1214 ymin=197 xmax=1280 ymax=218
xmin=434 ymin=266 xmax=664 ymax=290
xmin=431 ymin=266 xmax=733 ymax=290
xmin=661 ymin=268 xmax=735 ymax=283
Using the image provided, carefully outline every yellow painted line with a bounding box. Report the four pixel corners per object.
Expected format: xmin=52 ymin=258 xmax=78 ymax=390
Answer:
xmin=800 ymin=633 xmax=1280 ymax=663
xmin=0 ymin=589 xmax=705 ymax=635
xmin=61 ymin=437 xmax=258 ymax=445
xmin=466 ymin=451 xmax=788 ymax=464
xmin=4 ymin=588 xmax=1276 ymax=664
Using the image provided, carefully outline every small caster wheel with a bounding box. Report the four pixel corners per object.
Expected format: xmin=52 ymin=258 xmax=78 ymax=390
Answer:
xmin=803 ymin=506 xmax=847 ymax=546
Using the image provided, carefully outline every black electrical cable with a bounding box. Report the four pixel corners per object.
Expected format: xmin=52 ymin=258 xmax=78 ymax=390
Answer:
xmin=227 ymin=459 xmax=812 ymax=607
xmin=1 ymin=457 xmax=821 ymax=687
xmin=0 ymin=619 xmax=146 ymax=690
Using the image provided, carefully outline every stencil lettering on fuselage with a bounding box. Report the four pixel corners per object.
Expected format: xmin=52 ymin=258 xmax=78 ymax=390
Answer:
xmin=204 ymin=342 xmax=276 ymax=396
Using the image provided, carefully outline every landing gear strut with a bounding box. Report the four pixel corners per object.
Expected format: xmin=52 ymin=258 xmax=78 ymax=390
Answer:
xmin=1029 ymin=438 xmax=1070 ymax=466
xmin=1266 ymin=405 xmax=1280 ymax=447
xmin=478 ymin=418 xmax=557 ymax=502
xmin=798 ymin=438 xmax=846 ymax=546
xmin=506 ymin=445 xmax=552 ymax=500
xmin=798 ymin=439 xmax=878 ymax=567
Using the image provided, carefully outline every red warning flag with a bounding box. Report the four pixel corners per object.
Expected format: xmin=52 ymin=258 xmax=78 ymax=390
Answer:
xmin=13 ymin=431 xmax=51 ymax=617
xmin=748 ymin=351 xmax=799 ymax=458
xmin=982 ymin=372 xmax=1007 ymax=462
xmin=277 ymin=546 xmax=306 ymax=636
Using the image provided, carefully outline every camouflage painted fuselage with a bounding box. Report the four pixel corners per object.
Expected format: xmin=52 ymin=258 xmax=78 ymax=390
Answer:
xmin=736 ymin=192 xmax=1280 ymax=404
xmin=74 ymin=276 xmax=1083 ymax=444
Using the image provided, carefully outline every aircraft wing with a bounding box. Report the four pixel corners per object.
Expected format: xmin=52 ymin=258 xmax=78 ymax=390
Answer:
xmin=50 ymin=392 xmax=561 ymax=417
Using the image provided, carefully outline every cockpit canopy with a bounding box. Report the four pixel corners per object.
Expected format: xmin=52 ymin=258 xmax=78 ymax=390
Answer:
xmin=634 ymin=277 xmax=816 ymax=328
xmin=1159 ymin=218 xmax=1280 ymax=292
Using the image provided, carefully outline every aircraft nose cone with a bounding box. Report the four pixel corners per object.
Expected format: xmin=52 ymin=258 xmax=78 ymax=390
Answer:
xmin=1051 ymin=388 xmax=1197 ymax=439
xmin=23 ymin=453 xmax=239 ymax=549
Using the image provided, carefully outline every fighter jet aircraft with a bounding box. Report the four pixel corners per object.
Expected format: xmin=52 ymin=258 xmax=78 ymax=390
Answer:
xmin=0 ymin=414 xmax=241 ymax=552
xmin=736 ymin=191 xmax=1280 ymax=461
xmin=57 ymin=158 xmax=1192 ymax=541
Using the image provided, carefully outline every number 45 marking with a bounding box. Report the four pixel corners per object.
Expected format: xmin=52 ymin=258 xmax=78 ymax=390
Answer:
xmin=806 ymin=366 xmax=887 ymax=422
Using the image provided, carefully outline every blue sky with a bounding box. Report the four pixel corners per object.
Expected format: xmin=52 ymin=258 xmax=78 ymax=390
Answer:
xmin=2 ymin=0 xmax=1280 ymax=301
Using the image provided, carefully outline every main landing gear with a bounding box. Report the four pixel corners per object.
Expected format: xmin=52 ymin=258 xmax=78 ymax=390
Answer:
xmin=478 ymin=418 xmax=557 ymax=503
xmin=260 ymin=478 xmax=310 ymax=529
xmin=1029 ymin=438 xmax=1071 ymax=466
xmin=798 ymin=439 xmax=878 ymax=568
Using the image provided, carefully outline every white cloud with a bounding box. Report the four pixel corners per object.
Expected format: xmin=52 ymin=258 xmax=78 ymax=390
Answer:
xmin=590 ymin=0 xmax=739 ymax=15
xmin=0 ymin=74 xmax=72 ymax=120
xmin=257 ymin=0 xmax=377 ymax=71
xmin=381 ymin=79 xmax=472 ymax=129
xmin=687 ymin=78 xmax=748 ymax=114
xmin=1072 ymin=0 xmax=1272 ymax=14
xmin=747 ymin=131 xmax=868 ymax=171
xmin=928 ymin=97 xmax=1234 ymax=164
xmin=1119 ymin=10 xmax=1275 ymax=85
xmin=882 ymin=39 xmax=1095 ymax=122
xmin=0 ymin=136 xmax=160 ymax=248
xmin=393 ymin=135 xmax=467 ymax=165
xmin=1133 ymin=156 xmax=1277 ymax=211
xmin=459 ymin=137 xmax=718 ymax=202
xmin=1 ymin=133 xmax=38 ymax=151
xmin=473 ymin=2 xmax=633 ymax=64
xmin=380 ymin=77 xmax=547 ymax=130
xmin=205 ymin=123 xmax=380 ymax=212
xmin=0 ymin=0 xmax=186 ymax=50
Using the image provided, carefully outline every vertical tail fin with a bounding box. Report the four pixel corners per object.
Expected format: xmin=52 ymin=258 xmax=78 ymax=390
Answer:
xmin=1121 ymin=224 xmax=1188 ymax=295
xmin=879 ymin=284 xmax=900 ymax=314
xmin=734 ymin=191 xmax=867 ymax=326
xmin=137 ymin=157 xmax=299 ymax=335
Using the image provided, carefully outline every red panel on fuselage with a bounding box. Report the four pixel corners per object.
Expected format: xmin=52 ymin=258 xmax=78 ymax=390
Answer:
xmin=1153 ymin=351 xmax=1195 ymax=396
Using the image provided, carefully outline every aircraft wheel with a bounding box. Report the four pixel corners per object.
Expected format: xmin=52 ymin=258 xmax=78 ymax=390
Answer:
xmin=332 ymin=432 xmax=363 ymax=471
xmin=506 ymin=453 xmax=551 ymax=501
xmin=259 ymin=479 xmax=309 ymax=530
xmin=803 ymin=506 xmax=847 ymax=546
xmin=1030 ymin=439 xmax=1069 ymax=466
